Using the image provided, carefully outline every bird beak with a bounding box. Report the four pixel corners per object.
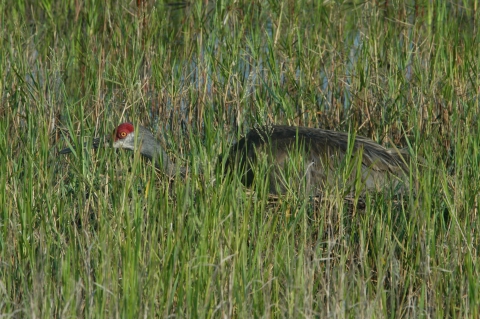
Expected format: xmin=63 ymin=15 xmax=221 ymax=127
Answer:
xmin=59 ymin=135 xmax=110 ymax=154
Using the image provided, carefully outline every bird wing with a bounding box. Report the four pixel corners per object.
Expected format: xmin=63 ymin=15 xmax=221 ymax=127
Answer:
xmin=226 ymin=125 xmax=409 ymax=174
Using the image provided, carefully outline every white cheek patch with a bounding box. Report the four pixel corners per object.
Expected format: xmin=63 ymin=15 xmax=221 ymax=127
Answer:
xmin=112 ymin=140 xmax=123 ymax=149
xmin=112 ymin=135 xmax=135 ymax=150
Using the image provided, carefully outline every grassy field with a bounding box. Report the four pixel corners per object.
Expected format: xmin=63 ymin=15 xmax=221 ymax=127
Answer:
xmin=1 ymin=0 xmax=479 ymax=317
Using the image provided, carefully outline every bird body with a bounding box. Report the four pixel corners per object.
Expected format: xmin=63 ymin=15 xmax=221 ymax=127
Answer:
xmin=222 ymin=125 xmax=410 ymax=194
xmin=61 ymin=123 xmax=411 ymax=194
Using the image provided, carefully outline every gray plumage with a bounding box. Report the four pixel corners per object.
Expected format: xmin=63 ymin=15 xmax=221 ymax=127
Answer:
xmin=111 ymin=123 xmax=180 ymax=175
xmin=60 ymin=123 xmax=412 ymax=194
xmin=222 ymin=125 xmax=411 ymax=194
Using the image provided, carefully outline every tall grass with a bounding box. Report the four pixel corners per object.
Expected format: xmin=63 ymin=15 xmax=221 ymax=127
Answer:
xmin=1 ymin=0 xmax=479 ymax=317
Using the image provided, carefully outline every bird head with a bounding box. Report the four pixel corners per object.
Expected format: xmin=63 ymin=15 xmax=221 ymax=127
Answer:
xmin=60 ymin=122 xmax=177 ymax=174
xmin=111 ymin=122 xmax=166 ymax=163
xmin=60 ymin=122 xmax=143 ymax=155
xmin=112 ymin=122 xmax=137 ymax=151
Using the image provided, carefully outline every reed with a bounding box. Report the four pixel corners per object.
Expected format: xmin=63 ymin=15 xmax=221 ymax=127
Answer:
xmin=1 ymin=0 xmax=478 ymax=317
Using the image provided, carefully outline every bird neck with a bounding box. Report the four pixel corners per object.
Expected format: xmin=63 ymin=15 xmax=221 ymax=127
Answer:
xmin=141 ymin=142 xmax=187 ymax=176
xmin=135 ymin=127 xmax=187 ymax=176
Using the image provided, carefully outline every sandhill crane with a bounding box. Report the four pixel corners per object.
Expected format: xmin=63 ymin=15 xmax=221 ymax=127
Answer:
xmin=60 ymin=122 xmax=412 ymax=194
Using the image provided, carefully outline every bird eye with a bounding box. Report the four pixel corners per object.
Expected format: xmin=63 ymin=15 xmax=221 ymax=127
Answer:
xmin=120 ymin=132 xmax=127 ymax=138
